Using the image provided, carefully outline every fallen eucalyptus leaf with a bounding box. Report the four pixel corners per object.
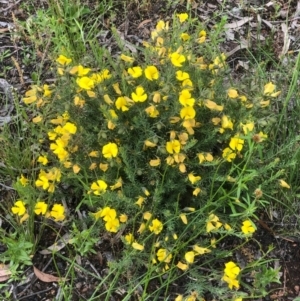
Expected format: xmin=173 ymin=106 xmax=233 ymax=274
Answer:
xmin=33 ymin=266 xmax=66 ymax=283
xmin=0 ymin=264 xmax=11 ymax=282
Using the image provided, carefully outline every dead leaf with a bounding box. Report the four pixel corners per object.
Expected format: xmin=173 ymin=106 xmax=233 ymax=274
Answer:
xmin=279 ymin=23 xmax=291 ymax=58
xmin=39 ymin=233 xmax=71 ymax=255
xmin=0 ymin=264 xmax=11 ymax=282
xmin=224 ymin=17 xmax=253 ymax=29
xmin=33 ymin=266 xmax=66 ymax=283
xmin=137 ymin=19 xmax=152 ymax=29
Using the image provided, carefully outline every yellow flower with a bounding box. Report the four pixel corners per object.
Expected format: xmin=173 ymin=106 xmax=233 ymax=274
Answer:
xmin=179 ymin=89 xmax=195 ymax=107
xmin=185 ymin=251 xmax=195 ymax=264
xmin=76 ymin=77 xmax=95 ymax=90
xmin=19 ymin=174 xmax=29 ymax=186
xmin=144 ymin=66 xmax=159 ymax=81
xmin=137 ymin=223 xmax=146 ymax=233
xmin=222 ymin=147 xmax=236 ymax=162
xmin=99 ymin=163 xmax=109 ymax=172
xmin=102 ymin=142 xmax=118 ymax=159
xmin=177 ymin=13 xmax=188 ymax=23
xmin=131 ymin=86 xmax=147 ymax=102
xmin=198 ymin=30 xmax=207 ymax=43
xmin=34 ymin=201 xmax=48 ymax=215
xmin=177 ymin=261 xmax=188 ymax=271
xmin=205 ymin=99 xmax=223 ymax=111
xmin=23 ymin=95 xmax=37 ymax=105
xmin=279 ymin=179 xmax=290 ymax=189
xmin=143 ymin=212 xmax=152 ymax=220
xmin=180 ymin=213 xmax=188 ymax=224
xmin=115 ymin=96 xmax=129 ymax=111
xmin=11 ymin=200 xmax=26 ymax=216
xmin=242 ymin=122 xmax=254 ymax=134
xmin=145 ymin=105 xmax=159 ymax=118
xmin=149 ymin=158 xmax=161 ymax=166
xmin=88 ymin=151 xmax=99 ymax=157
xmin=119 ymin=214 xmax=128 ymax=223
xmin=176 ymin=70 xmax=190 ymax=81
xmin=105 ymin=218 xmax=120 ymax=233
xmin=37 ymin=155 xmax=48 ymax=165
xmin=182 ymin=79 xmax=193 ymax=89
xmin=144 ymin=140 xmax=157 ymax=148
xmin=227 ymin=89 xmax=239 ymax=99
xmin=193 ymin=245 xmax=211 ymax=255
xmin=222 ymin=275 xmax=240 ymax=290
xmin=73 ymin=96 xmax=85 ymax=107
xmin=73 ymin=164 xmax=81 ymax=174
xmin=35 ymin=174 xmax=50 ymax=190
xmin=149 ymin=218 xmax=163 ymax=234
xmin=135 ymin=196 xmax=145 ymax=207
xmin=263 ymin=82 xmax=275 ymax=95
xmin=193 ymin=187 xmax=201 ymax=196
xmin=180 ymin=32 xmax=190 ymax=41
xmin=156 ymin=20 xmax=169 ymax=32
xmin=120 ymin=54 xmax=134 ymax=63
xmin=132 ymin=242 xmax=144 ymax=251
xmin=175 ymin=295 xmax=183 ymax=301
xmin=90 ymin=180 xmax=108 ymax=195
xmin=70 ymin=65 xmax=91 ymax=76
xmin=128 ymin=66 xmax=143 ymax=78
xmin=260 ymin=99 xmax=270 ymax=107
xmin=63 ymin=122 xmax=77 ymax=134
xmin=180 ymin=106 xmax=196 ymax=119
xmin=157 ymin=248 xmax=172 ymax=263
xmin=32 ymin=115 xmax=42 ymax=123
xmin=166 ymin=140 xmax=181 ymax=154
xmin=206 ymin=214 xmax=222 ymax=232
xmin=125 ymin=233 xmax=134 ymax=244
xmin=50 ymin=204 xmax=65 ymax=221
xmin=110 ymin=177 xmax=123 ymax=190
xmin=241 ymin=220 xmax=256 ymax=234
xmin=221 ymin=115 xmax=233 ymax=130
xmin=56 ymin=55 xmax=72 ymax=65
xmin=229 ymin=137 xmax=244 ymax=151
xmin=170 ymin=52 xmax=186 ymax=67
xmin=224 ymin=261 xmax=241 ymax=279
xmin=188 ymin=173 xmax=201 ymax=184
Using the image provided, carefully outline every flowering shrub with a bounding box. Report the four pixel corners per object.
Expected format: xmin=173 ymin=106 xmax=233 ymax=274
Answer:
xmin=10 ymin=13 xmax=287 ymax=300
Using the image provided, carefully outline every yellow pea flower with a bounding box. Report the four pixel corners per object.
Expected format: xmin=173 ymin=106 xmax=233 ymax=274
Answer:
xmin=128 ymin=66 xmax=143 ymax=78
xmin=132 ymin=242 xmax=144 ymax=251
xmin=279 ymin=179 xmax=290 ymax=189
xmin=180 ymin=106 xmax=196 ymax=119
xmin=144 ymin=66 xmax=159 ymax=81
xmin=185 ymin=251 xmax=195 ymax=264
xmin=166 ymin=140 xmax=181 ymax=154
xmin=241 ymin=220 xmax=256 ymax=234
xmin=227 ymin=88 xmax=239 ymax=99
xmin=170 ymin=52 xmax=186 ymax=67
xmin=120 ymin=54 xmax=134 ymax=63
xmin=90 ymin=180 xmax=108 ymax=195
xmin=177 ymin=13 xmax=188 ymax=23
xmin=102 ymin=142 xmax=118 ymax=159
xmin=34 ymin=201 xmax=48 ymax=215
xmin=188 ymin=173 xmax=201 ymax=184
xmin=50 ymin=204 xmax=65 ymax=221
xmin=76 ymin=77 xmax=95 ymax=90
xmin=11 ymin=200 xmax=26 ymax=216
xmin=149 ymin=219 xmax=163 ymax=234
xmin=56 ymin=55 xmax=72 ymax=65
xmin=131 ymin=86 xmax=147 ymax=102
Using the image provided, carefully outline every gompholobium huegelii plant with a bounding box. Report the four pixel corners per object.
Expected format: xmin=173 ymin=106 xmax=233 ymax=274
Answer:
xmin=11 ymin=12 xmax=288 ymax=300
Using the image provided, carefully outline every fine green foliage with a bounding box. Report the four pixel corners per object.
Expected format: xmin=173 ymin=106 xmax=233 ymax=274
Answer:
xmin=1 ymin=5 xmax=300 ymax=301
